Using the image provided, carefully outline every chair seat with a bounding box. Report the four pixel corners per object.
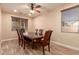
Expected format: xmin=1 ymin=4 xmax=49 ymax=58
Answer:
xmin=37 ymin=41 xmax=49 ymax=46
xmin=24 ymin=36 xmax=32 ymax=42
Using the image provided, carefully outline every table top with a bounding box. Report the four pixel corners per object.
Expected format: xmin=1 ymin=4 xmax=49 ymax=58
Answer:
xmin=23 ymin=32 xmax=43 ymax=39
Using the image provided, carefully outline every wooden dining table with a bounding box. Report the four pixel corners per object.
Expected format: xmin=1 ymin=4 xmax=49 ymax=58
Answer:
xmin=23 ymin=32 xmax=43 ymax=49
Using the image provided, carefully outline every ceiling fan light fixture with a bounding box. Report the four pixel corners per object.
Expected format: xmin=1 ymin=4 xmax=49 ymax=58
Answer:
xmin=30 ymin=10 xmax=35 ymax=14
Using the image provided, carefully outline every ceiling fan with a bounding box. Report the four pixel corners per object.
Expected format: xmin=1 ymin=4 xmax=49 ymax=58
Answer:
xmin=30 ymin=3 xmax=41 ymax=13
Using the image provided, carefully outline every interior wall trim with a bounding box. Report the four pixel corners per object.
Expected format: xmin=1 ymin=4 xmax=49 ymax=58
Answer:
xmin=1 ymin=38 xmax=79 ymax=51
xmin=1 ymin=38 xmax=17 ymax=42
xmin=52 ymin=41 xmax=79 ymax=51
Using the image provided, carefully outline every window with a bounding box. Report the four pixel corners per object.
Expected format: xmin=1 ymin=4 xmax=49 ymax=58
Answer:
xmin=61 ymin=5 xmax=79 ymax=33
xmin=11 ymin=16 xmax=28 ymax=31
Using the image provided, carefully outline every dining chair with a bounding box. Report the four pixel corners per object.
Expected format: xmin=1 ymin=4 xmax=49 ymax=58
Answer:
xmin=39 ymin=29 xmax=43 ymax=35
xmin=16 ymin=29 xmax=22 ymax=46
xmin=32 ymin=30 xmax=53 ymax=55
xmin=20 ymin=28 xmax=26 ymax=47
xmin=35 ymin=29 xmax=38 ymax=35
xmin=20 ymin=29 xmax=32 ymax=49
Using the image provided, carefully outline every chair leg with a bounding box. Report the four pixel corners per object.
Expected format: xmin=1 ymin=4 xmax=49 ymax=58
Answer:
xmin=19 ymin=39 xmax=22 ymax=46
xmin=43 ymin=46 xmax=45 ymax=55
xmin=23 ymin=40 xmax=25 ymax=49
xmin=22 ymin=39 xmax=23 ymax=46
xmin=18 ymin=39 xmax=20 ymax=46
xmin=32 ymin=42 xmax=34 ymax=49
xmin=48 ymin=44 xmax=50 ymax=52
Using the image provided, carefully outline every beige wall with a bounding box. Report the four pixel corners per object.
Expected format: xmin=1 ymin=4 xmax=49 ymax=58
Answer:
xmin=34 ymin=4 xmax=79 ymax=49
xmin=0 ymin=8 xmax=1 ymax=40
xmin=2 ymin=12 xmax=34 ymax=40
xmin=28 ymin=18 xmax=35 ymax=32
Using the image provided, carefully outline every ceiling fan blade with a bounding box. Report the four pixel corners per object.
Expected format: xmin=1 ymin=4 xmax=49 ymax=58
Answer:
xmin=35 ymin=5 xmax=41 ymax=8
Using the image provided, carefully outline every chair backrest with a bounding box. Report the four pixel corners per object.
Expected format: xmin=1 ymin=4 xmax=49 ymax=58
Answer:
xmin=39 ymin=29 xmax=43 ymax=35
xmin=19 ymin=28 xmax=24 ymax=39
xmin=35 ymin=29 xmax=38 ymax=35
xmin=16 ymin=29 xmax=21 ymax=40
xmin=20 ymin=28 xmax=25 ymax=34
xmin=43 ymin=30 xmax=53 ymax=44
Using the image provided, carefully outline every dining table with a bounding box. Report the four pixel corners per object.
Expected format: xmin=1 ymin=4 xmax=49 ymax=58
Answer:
xmin=23 ymin=32 xmax=44 ymax=49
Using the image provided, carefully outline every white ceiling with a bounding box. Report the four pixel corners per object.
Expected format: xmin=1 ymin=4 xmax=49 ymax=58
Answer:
xmin=0 ymin=3 xmax=65 ymax=18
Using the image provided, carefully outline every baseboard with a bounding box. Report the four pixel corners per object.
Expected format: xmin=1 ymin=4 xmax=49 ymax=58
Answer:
xmin=1 ymin=38 xmax=79 ymax=51
xmin=1 ymin=38 xmax=17 ymax=42
xmin=52 ymin=41 xmax=79 ymax=51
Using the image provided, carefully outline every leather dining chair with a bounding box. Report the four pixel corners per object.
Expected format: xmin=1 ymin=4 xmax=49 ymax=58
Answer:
xmin=16 ymin=29 xmax=22 ymax=46
xmin=20 ymin=28 xmax=32 ymax=49
xmin=16 ymin=28 xmax=26 ymax=47
xmin=20 ymin=28 xmax=26 ymax=47
xmin=39 ymin=29 xmax=43 ymax=35
xmin=32 ymin=30 xmax=53 ymax=55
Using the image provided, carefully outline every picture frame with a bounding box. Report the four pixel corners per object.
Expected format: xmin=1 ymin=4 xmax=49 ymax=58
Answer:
xmin=61 ymin=5 xmax=79 ymax=33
